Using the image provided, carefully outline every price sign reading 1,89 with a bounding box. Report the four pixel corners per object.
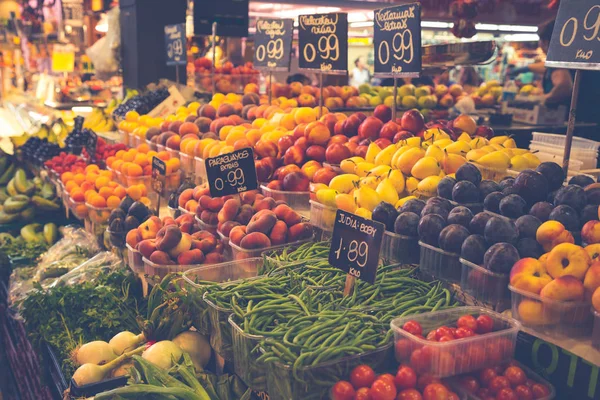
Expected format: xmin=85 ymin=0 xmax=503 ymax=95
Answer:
xmin=373 ymin=3 xmax=421 ymax=77
xmin=329 ymin=210 xmax=384 ymax=284
xmin=254 ymin=18 xmax=294 ymax=71
xmin=298 ymin=13 xmax=348 ymax=73
xmin=205 ymin=148 xmax=258 ymax=198
xmin=546 ymin=0 xmax=600 ymax=69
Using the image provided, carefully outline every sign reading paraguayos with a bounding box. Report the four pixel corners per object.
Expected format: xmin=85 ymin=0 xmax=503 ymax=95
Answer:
xmin=254 ymin=18 xmax=294 ymax=71
xmin=298 ymin=13 xmax=348 ymax=73
xmin=373 ymin=3 xmax=422 ymax=77
xmin=164 ymin=24 xmax=186 ymax=66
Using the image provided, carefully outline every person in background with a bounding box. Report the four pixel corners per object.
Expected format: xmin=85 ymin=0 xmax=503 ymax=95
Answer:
xmin=458 ymin=67 xmax=482 ymax=93
xmin=350 ymin=56 xmax=370 ymax=87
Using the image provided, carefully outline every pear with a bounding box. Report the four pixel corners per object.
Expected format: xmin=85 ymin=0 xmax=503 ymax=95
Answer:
xmin=355 ymin=162 xmax=376 ymax=177
xmin=354 ymin=186 xmax=381 ymax=211
xmin=422 ymin=129 xmax=437 ymax=141
xmin=477 ymin=151 xmax=511 ymax=169
xmin=490 ymin=143 xmax=505 ymax=151
xmin=369 ymin=165 xmax=392 ymax=179
xmin=355 ymin=207 xmax=372 ymax=219
xmin=480 ymin=145 xmax=497 ymax=153
xmin=374 ymin=145 xmax=397 ymax=166
xmin=503 ymin=138 xmax=517 ymax=148
xmin=433 ymin=130 xmax=451 ymax=141
xmin=457 ymin=132 xmax=472 ymax=142
xmin=329 ymin=174 xmax=359 ymax=194
xmin=316 ymin=188 xmax=338 ymax=207
xmin=365 ymin=142 xmax=382 ymax=164
xmin=405 ymin=137 xmax=422 ymax=147
xmin=388 ymin=170 xmax=406 ymax=194
xmin=444 ymin=140 xmax=471 ymax=155
xmin=421 ymin=141 xmax=432 ymax=150
xmin=395 ymin=195 xmax=417 ymax=209
xmin=397 ymin=147 xmax=426 ymax=175
xmin=418 ymin=175 xmax=442 ymax=196
xmin=522 ymin=153 xmax=541 ymax=168
xmin=340 ymin=157 xmax=365 ymax=174
xmin=376 ymin=179 xmax=399 ymax=205
xmin=466 ymin=148 xmax=491 ymax=162
xmin=501 ymin=148 xmax=515 ymax=158
xmin=411 ymin=156 xmax=441 ymax=180
xmin=469 ymin=137 xmax=489 ymax=149
xmin=509 ymin=155 xmax=530 ymax=171
xmin=433 ymin=138 xmax=453 ymax=148
xmin=335 ymin=193 xmax=357 ymax=212
xmin=441 ymin=150 xmax=467 ymax=174
xmin=406 ymin=177 xmax=420 ymax=194
xmin=490 ymin=135 xmax=510 ymax=145
xmin=358 ymin=176 xmax=380 ymax=190
xmin=511 ymin=148 xmax=529 ymax=156
xmin=391 ymin=146 xmax=413 ymax=169
xmin=425 ymin=145 xmax=445 ymax=162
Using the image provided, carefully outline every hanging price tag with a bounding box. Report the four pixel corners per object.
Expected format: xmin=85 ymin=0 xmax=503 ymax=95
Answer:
xmin=254 ymin=18 xmax=294 ymax=71
xmin=373 ymin=3 xmax=422 ymax=77
xmin=546 ymin=0 xmax=600 ymax=69
xmin=329 ymin=210 xmax=384 ymax=284
xmin=164 ymin=23 xmax=187 ymax=67
xmin=205 ymin=148 xmax=258 ymax=197
xmin=152 ymin=157 xmax=167 ymax=195
xmin=298 ymin=13 xmax=348 ymax=73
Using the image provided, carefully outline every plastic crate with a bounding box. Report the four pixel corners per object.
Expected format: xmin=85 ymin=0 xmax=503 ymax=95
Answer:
xmin=166 ymin=147 xmax=180 ymax=160
xmin=260 ymin=185 xmax=310 ymax=219
xmin=107 ymin=227 xmax=126 ymax=249
xmin=106 ymin=165 xmax=124 ymax=185
xmin=125 ymin=174 xmax=152 ymax=188
xmin=593 ymin=310 xmax=600 ymax=351
xmin=182 ymin=257 xmax=265 ymax=336
xmin=229 ymin=315 xmax=267 ymax=391
xmin=66 ymin=195 xmax=88 ymax=219
xmin=230 ymin=237 xmax=314 ymax=261
xmin=142 ymin=255 xmax=228 ymax=284
xmin=146 ymin=139 xmax=157 ymax=151
xmin=119 ymin=130 xmax=129 ymax=146
xmin=264 ymin=343 xmax=393 ymax=400
xmin=309 ymin=200 xmax=336 ymax=231
xmin=509 ymin=285 xmax=593 ymax=337
xmin=86 ymin=203 xmax=112 ymax=225
xmin=180 ymin=152 xmax=195 ymax=177
xmin=471 ymin=162 xmax=513 ymax=182
xmin=391 ymin=306 xmax=520 ymax=377
xmin=532 ymin=132 xmax=600 ymax=151
xmin=460 ymin=258 xmax=510 ymax=312
xmin=419 ymin=241 xmax=462 ymax=283
xmin=131 ymin=134 xmax=143 ymax=148
xmin=381 ymin=231 xmax=419 ymax=265
xmin=194 ymin=156 xmax=208 ymax=183
xmin=156 ymin=143 xmax=166 ymax=153
xmin=194 ymin=215 xmax=218 ymax=235
xmin=217 ymin=229 xmax=232 ymax=260
xmin=448 ymin=359 xmax=555 ymax=399
xmin=126 ymin=244 xmax=144 ymax=273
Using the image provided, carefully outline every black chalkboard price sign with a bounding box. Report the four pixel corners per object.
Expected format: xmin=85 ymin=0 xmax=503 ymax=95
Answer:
xmin=373 ymin=3 xmax=422 ymax=77
xmin=546 ymin=0 xmax=600 ymax=69
xmin=205 ymin=148 xmax=258 ymax=198
xmin=151 ymin=157 xmax=166 ymax=195
xmin=298 ymin=13 xmax=348 ymax=73
xmin=328 ymin=210 xmax=384 ymax=284
xmin=164 ymin=24 xmax=186 ymax=67
xmin=254 ymin=18 xmax=294 ymax=71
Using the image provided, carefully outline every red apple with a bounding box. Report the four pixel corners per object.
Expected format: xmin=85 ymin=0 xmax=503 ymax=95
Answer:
xmin=342 ymin=115 xmax=362 ymax=137
xmin=373 ymin=104 xmax=392 ymax=123
xmin=401 ymin=109 xmax=425 ymax=133
xmin=328 ymin=134 xmax=349 ymax=145
xmin=294 ymin=137 xmax=308 ymax=151
xmin=277 ymin=135 xmax=294 ymax=156
xmin=355 ymin=145 xmax=368 ymax=158
xmin=475 ymin=125 xmax=494 ymax=139
xmin=306 ymin=145 xmax=326 ymax=162
xmin=325 ymin=143 xmax=352 ymax=164
xmin=358 ymin=117 xmax=384 ymax=141
xmin=345 ymin=141 xmax=358 ymax=154
xmin=334 ymin=120 xmax=345 ymax=136
xmin=293 ymin=123 xmax=308 ymax=140
xmin=374 ymin=138 xmax=392 ymax=149
xmin=393 ymin=130 xmax=414 ymax=143
xmin=354 ymin=112 xmax=368 ymax=122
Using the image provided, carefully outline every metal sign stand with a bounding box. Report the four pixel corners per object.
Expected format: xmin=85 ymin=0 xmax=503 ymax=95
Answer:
xmin=562 ymin=70 xmax=582 ymax=177
xmin=211 ymin=22 xmax=217 ymax=96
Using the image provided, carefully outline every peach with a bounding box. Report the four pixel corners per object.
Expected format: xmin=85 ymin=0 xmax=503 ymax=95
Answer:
xmin=204 ymin=252 xmax=225 ymax=264
xmin=158 ymin=131 xmax=176 ymax=145
xmin=198 ymin=104 xmax=217 ymax=119
xmin=540 ymin=275 xmax=585 ymax=301
xmin=273 ymin=204 xmax=302 ymax=227
xmin=126 ymin=229 xmax=141 ymax=248
xmin=137 ymin=216 xmax=162 ymax=240
xmin=178 ymin=189 xmax=194 ymax=209
xmin=538 ymin=252 xmax=549 ymax=268
xmin=194 ymin=117 xmax=212 ymax=133
xmin=254 ymin=139 xmax=278 ymax=158
xmin=191 ymin=230 xmax=214 ymax=241
xmin=253 ymin=197 xmax=277 ymax=211
xmin=266 ymin=180 xmax=283 ymax=190
xmin=218 ymin=198 xmax=241 ymax=223
xmin=326 ymin=143 xmax=352 ymax=165
xmin=239 ymin=191 xmax=257 ymax=205
xmin=546 ymin=243 xmax=591 ymax=280
xmin=583 ymin=264 xmax=600 ymax=300
xmin=168 ymin=232 xmax=192 ymax=258
xmin=149 ymin=250 xmax=175 ymax=265
xmin=509 ymin=258 xmax=552 ymax=294
xmin=593 ymin=287 xmax=600 ymax=313
xmin=276 ymin=164 xmax=301 ymax=181
xmin=192 ymin=235 xmax=217 ymax=253
xmin=220 ymin=220 xmax=241 ymax=237
xmin=255 ymin=159 xmax=274 ymax=182
xmin=277 ymin=135 xmax=294 ymax=156
xmin=185 ymin=200 xmax=198 ymax=213
xmin=217 ymin=103 xmax=236 ymax=118
xmin=517 ymin=299 xmax=554 ymax=326
xmin=137 ymin=239 xmax=157 ymax=259
xmin=536 ymin=220 xmax=574 ymax=252
xmin=282 ymin=171 xmax=310 ymax=192
xmin=301 ymin=160 xmax=322 ymax=181
xmin=320 ymin=113 xmax=338 ymax=133
xmin=146 ymin=127 xmax=161 ymax=140
xmin=313 ymin=167 xmax=338 ymax=185
xmin=177 ymin=248 xmax=205 ymax=265
xmin=247 ymin=210 xmax=278 ymax=235
xmin=283 ymin=145 xmax=305 ymax=166
xmin=292 ymin=123 xmax=308 ymax=140
xmin=294 ymin=107 xmax=317 ymax=125
xmin=162 ymin=216 xmax=177 ymax=226
xmin=193 ymin=186 xmax=210 ymax=201
xmin=199 ymin=195 xmax=224 ymax=213
xmin=168 ymin=121 xmax=184 ymax=133
xmin=240 ymin=232 xmax=272 ymax=249
xmin=305 ymin=145 xmax=326 ymax=162
xmin=179 ymin=122 xmax=200 ymax=136
xmin=229 ymin=225 xmax=247 ymax=246
xmin=235 ymin=204 xmax=254 ymax=225
xmin=294 ymin=137 xmax=309 ymax=151
xmin=288 ymin=222 xmax=313 ymax=242
xmin=582 ymin=220 xmax=600 ymax=245
xmin=200 ymin=210 xmax=218 ymax=225
xmin=304 ymin=121 xmax=331 ymax=146
xmin=269 ymin=220 xmax=288 ymax=245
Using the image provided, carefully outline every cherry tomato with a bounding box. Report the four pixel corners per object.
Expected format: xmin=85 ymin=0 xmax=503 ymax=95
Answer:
xmin=422 ymin=383 xmax=449 ymax=400
xmin=504 ymin=366 xmax=527 ymax=387
xmin=457 ymin=375 xmax=480 ymax=393
xmin=396 ymin=388 xmax=422 ymax=400
xmin=496 ymin=387 xmax=518 ymax=400
xmin=331 ymin=381 xmax=356 ymax=400
xmin=434 ymin=326 xmax=454 ymax=341
xmin=438 ymin=335 xmax=454 ymax=342
xmin=410 ymin=349 xmax=428 ymax=373
xmin=476 ymin=387 xmax=492 ymax=398
xmin=394 ymin=366 xmax=417 ymax=391
xmin=402 ymin=320 xmax=423 ymax=336
xmin=417 ymin=374 xmax=441 ymax=391
xmin=355 ymin=387 xmax=371 ymax=400
xmin=486 ymin=343 xmax=505 ymax=365
xmin=489 ymin=376 xmax=511 ymax=395
xmin=476 ymin=314 xmax=494 ymax=333
xmin=531 ymin=383 xmax=551 ymax=398
xmin=377 ymin=374 xmax=396 ymax=386
xmin=351 ymin=365 xmax=376 ymax=389
xmin=395 ymin=339 xmax=412 ymax=360
xmin=370 ymin=377 xmax=397 ymax=400
xmin=457 ymin=314 xmax=478 ymax=330
xmin=426 ymin=330 xmax=437 ymax=341
xmin=514 ymin=385 xmax=533 ymax=400
xmin=454 ymin=327 xmax=475 ymax=339
xmin=524 ymin=379 xmax=536 ymax=388
xmin=479 ymin=368 xmax=498 ymax=387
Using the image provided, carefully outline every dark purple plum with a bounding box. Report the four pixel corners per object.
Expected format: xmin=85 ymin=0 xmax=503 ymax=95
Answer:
xmin=484 ymin=216 xmax=519 ymax=245
xmin=529 ymin=201 xmax=553 ymax=222
xmin=512 ymin=169 xmax=549 ymax=206
xmin=426 ymin=196 xmax=453 ymax=212
xmin=447 ymin=206 xmax=474 ymax=228
xmin=586 ymin=187 xmax=600 ymax=206
xmin=394 ymin=212 xmax=420 ymax=236
xmin=456 ymin=163 xmax=482 ymax=186
xmin=452 ymin=181 xmax=480 ymax=204
xmin=372 ymin=202 xmax=398 ymax=232
xmin=554 ymin=185 xmax=586 ymax=210
xmin=516 ymin=238 xmax=544 ymax=259
xmin=438 ymin=224 xmax=471 ymax=254
xmin=469 ymin=212 xmax=495 ymax=235
xmin=498 ymin=177 xmax=515 ymax=191
xmin=536 ymin=162 xmax=565 ymax=191
xmin=569 ymin=175 xmax=595 ymax=187
xmin=499 ymin=194 xmax=527 ymax=218
xmin=421 ymin=203 xmax=449 ymax=221
xmin=484 ymin=192 xmax=504 ymax=214
xmin=549 ymin=204 xmax=580 ymax=231
xmin=581 ymin=204 xmax=599 ymax=225
xmin=515 ymin=215 xmax=542 ymax=239
xmin=484 ymin=243 xmax=520 ymax=273
xmin=461 ymin=234 xmax=488 ymax=265
xmin=399 ymin=198 xmax=426 ymax=215
xmin=437 ymin=177 xmax=456 ymax=200
xmin=479 ymin=180 xmax=501 ymax=202
xmin=418 ymin=214 xmax=447 ymax=246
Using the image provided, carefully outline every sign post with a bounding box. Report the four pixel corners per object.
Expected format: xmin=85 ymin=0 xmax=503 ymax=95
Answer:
xmin=298 ymin=13 xmax=348 ymax=118
xmin=164 ymin=23 xmax=187 ymax=85
xmin=205 ymin=148 xmax=258 ymax=198
xmin=373 ymin=3 xmax=422 ymax=121
xmin=545 ymin=0 xmax=600 ymax=176
xmin=253 ymin=18 xmax=294 ymax=105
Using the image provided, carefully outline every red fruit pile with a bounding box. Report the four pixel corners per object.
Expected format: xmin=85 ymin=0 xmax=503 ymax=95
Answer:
xmin=82 ymin=138 xmax=128 ymax=162
xmin=403 ymin=314 xmax=494 ymax=343
xmin=44 ymin=152 xmax=87 ymax=174
xmin=332 ymin=364 xmax=459 ymax=400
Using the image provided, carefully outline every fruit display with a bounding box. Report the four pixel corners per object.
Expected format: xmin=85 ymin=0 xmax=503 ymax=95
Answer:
xmin=12 ymin=119 xmax=70 ymax=150
xmin=83 ymin=107 xmax=116 ymax=132
xmin=43 ymin=152 xmax=88 ymax=176
xmin=195 ymin=58 xmax=259 ymax=93
xmin=112 ymin=87 xmax=170 ymax=119
xmin=471 ymin=81 xmax=504 ymax=108
xmin=106 ymin=195 xmax=154 ymax=248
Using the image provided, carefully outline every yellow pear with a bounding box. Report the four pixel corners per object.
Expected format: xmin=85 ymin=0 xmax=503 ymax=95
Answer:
xmin=329 ymin=174 xmax=359 ymax=194
xmin=422 ymin=129 xmax=437 ymax=142
xmin=355 ymin=162 xmax=376 ymax=177
xmin=522 ymin=153 xmax=541 ymax=168
xmin=490 ymin=143 xmax=505 ymax=151
xmin=406 ymin=177 xmax=420 ymax=194
xmin=433 ymin=130 xmax=451 ymax=141
xmin=369 ymin=165 xmax=392 ymax=179
xmin=509 ymin=155 xmax=530 ymax=171
xmin=335 ymin=193 xmax=357 ymax=212
xmin=501 ymin=148 xmax=515 ymax=158
xmin=405 ymin=137 xmax=422 ymax=147
xmin=490 ymin=135 xmax=510 ymax=145
xmin=425 ymin=144 xmax=445 ymax=162
xmin=397 ymin=147 xmax=426 ymax=175
xmin=340 ymin=157 xmax=365 ymax=174
xmin=395 ymin=195 xmax=417 ymax=209
xmin=316 ymin=188 xmax=338 ymax=207
xmin=418 ymin=175 xmax=442 ymax=196
xmin=441 ymin=150 xmax=467 ymax=174
xmin=444 ymin=140 xmax=471 ymax=155
xmin=433 ymin=138 xmax=453 ymax=148
xmin=457 ymin=132 xmax=472 ymax=142
xmin=466 ymin=148 xmax=491 ymax=162
xmin=411 ymin=156 xmax=441 ymax=180
xmin=376 ymin=179 xmax=399 ymax=205
xmin=391 ymin=146 xmax=413 ymax=170
xmin=469 ymin=137 xmax=489 ymax=149
xmin=365 ymin=142 xmax=382 ymax=163
xmin=358 ymin=176 xmax=381 ymax=190
xmin=421 ymin=141 xmax=432 ymax=150
xmin=374 ymin=144 xmax=397 ymax=166
xmin=511 ymin=148 xmax=529 ymax=156
xmin=355 ymin=207 xmax=372 ymax=219
xmin=477 ymin=151 xmax=511 ymax=169
xmin=354 ymin=186 xmax=381 ymax=211
xmin=388 ymin=169 xmax=406 ymax=194
xmin=503 ymin=138 xmax=517 ymax=148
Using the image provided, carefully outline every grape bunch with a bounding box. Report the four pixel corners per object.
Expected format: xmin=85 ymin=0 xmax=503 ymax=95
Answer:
xmin=113 ymin=88 xmax=170 ymax=118
xmin=21 ymin=137 xmax=61 ymax=165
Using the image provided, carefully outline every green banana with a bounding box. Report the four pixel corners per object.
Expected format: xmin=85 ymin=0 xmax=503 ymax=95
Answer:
xmin=31 ymin=195 xmax=60 ymax=210
xmin=6 ymin=178 xmax=17 ymax=196
xmin=0 ymin=210 xmax=19 ymax=224
xmin=0 ymin=187 xmax=8 ymax=204
xmin=14 ymin=169 xmax=35 ymax=195
xmin=3 ymin=195 xmax=30 ymax=213
xmin=0 ymin=157 xmax=8 ymax=176
xmin=20 ymin=206 xmax=35 ymax=221
xmin=21 ymin=223 xmax=43 ymax=243
xmin=0 ymin=232 xmax=14 ymax=245
xmin=40 ymin=182 xmax=56 ymax=200
xmin=0 ymin=163 xmax=16 ymax=185
xmin=43 ymin=223 xmax=58 ymax=245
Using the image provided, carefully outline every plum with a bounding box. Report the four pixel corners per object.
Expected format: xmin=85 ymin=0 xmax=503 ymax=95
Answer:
xmin=394 ymin=212 xmax=420 ymax=236
xmin=484 ymin=216 xmax=519 ymax=245
xmin=461 ymin=234 xmax=488 ymax=265
xmin=372 ymin=202 xmax=398 ymax=231
xmin=484 ymin=192 xmax=504 ymax=214
xmin=426 ymin=196 xmax=453 ymax=212
xmin=484 ymin=243 xmax=520 ymax=273
xmin=554 ymin=185 xmax=586 ymax=210
xmin=536 ymin=162 xmax=565 ymax=191
xmin=515 ymin=215 xmax=542 ymax=239
xmin=399 ymin=198 xmax=426 ymax=215
xmin=516 ymin=238 xmax=544 ymax=259
xmin=529 ymin=201 xmax=553 ymax=222
xmin=479 ymin=180 xmax=501 ymax=202
xmin=447 ymin=206 xmax=474 ymax=228
xmin=469 ymin=212 xmax=494 ymax=235
xmin=456 ymin=163 xmax=482 ymax=186
xmin=452 ymin=181 xmax=480 ymax=204
xmin=498 ymin=177 xmax=515 ymax=191
xmin=549 ymin=204 xmax=580 ymax=231
xmin=418 ymin=214 xmax=447 ymax=246
xmin=437 ymin=177 xmax=456 ymax=200
xmin=421 ymin=203 xmax=449 ymax=221
xmin=502 ymin=186 xmax=518 ymax=196
xmin=439 ymin=224 xmax=471 ymax=254
xmin=512 ymin=169 xmax=549 ymax=206
xmin=499 ymin=194 xmax=527 ymax=218
xmin=581 ymin=204 xmax=599 ymax=225
xmin=586 ymin=187 xmax=600 ymax=205
xmin=569 ymin=175 xmax=595 ymax=187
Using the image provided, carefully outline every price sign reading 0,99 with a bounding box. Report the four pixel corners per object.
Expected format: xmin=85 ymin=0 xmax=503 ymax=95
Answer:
xmin=329 ymin=210 xmax=384 ymax=284
xmin=205 ymin=148 xmax=258 ymax=198
xmin=373 ymin=3 xmax=421 ymax=77
xmin=546 ymin=0 xmax=600 ymax=69
xmin=254 ymin=18 xmax=294 ymax=71
xmin=298 ymin=13 xmax=348 ymax=73
xmin=164 ymin=23 xmax=187 ymax=67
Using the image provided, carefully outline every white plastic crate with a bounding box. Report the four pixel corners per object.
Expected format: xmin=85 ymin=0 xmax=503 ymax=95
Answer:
xmin=532 ymin=132 xmax=600 ymax=151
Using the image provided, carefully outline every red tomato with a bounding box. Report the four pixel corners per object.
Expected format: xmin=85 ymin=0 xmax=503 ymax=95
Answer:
xmin=410 ymin=349 xmax=428 ymax=373
xmin=454 ymin=327 xmax=475 ymax=339
xmin=457 ymin=375 xmax=480 ymax=393
xmin=489 ymin=376 xmax=511 ymax=395
xmin=370 ymin=378 xmax=397 ymax=400
xmin=480 ymin=368 xmax=498 ymax=387
xmin=477 ymin=387 xmax=492 ymax=397
xmin=422 ymin=383 xmax=449 ymax=400
xmin=396 ymin=389 xmax=422 ymax=400
xmin=447 ymin=392 xmax=460 ymax=400
xmin=486 ymin=343 xmax=506 ymax=365
xmin=457 ymin=314 xmax=478 ymax=330
xmin=377 ymin=374 xmax=396 ymax=386
xmin=355 ymin=387 xmax=371 ymax=400
xmin=417 ymin=374 xmax=441 ymax=391
xmin=496 ymin=387 xmax=518 ymax=400
xmin=351 ymin=365 xmax=376 ymax=389
xmin=402 ymin=320 xmax=423 ymax=336
xmin=514 ymin=385 xmax=533 ymax=400
xmin=395 ymin=340 xmax=412 ymax=360
xmin=434 ymin=326 xmax=454 ymax=341
xmin=504 ymin=366 xmax=527 ymax=387
xmin=524 ymin=379 xmax=536 ymax=388
xmin=531 ymin=383 xmax=551 ymax=398
xmin=426 ymin=331 xmax=437 ymax=341
xmin=394 ymin=366 xmax=417 ymax=391
xmin=438 ymin=335 xmax=454 ymax=342
xmin=476 ymin=314 xmax=494 ymax=333
xmin=331 ymin=381 xmax=356 ymax=400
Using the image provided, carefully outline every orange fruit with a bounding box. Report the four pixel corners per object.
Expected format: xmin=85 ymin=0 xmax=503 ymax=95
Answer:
xmin=126 ymin=185 xmax=142 ymax=201
xmin=111 ymin=160 xmax=124 ymax=172
xmin=106 ymin=195 xmax=121 ymax=208
xmin=61 ymin=171 xmax=74 ymax=184
xmin=143 ymin=165 xmax=152 ymax=175
xmin=106 ymin=156 xmax=116 ymax=167
xmin=85 ymin=173 xmax=99 ymax=184
xmin=115 ymin=150 xmax=126 ymax=160
xmin=147 ymin=151 xmax=158 ymax=160
xmin=166 ymin=158 xmax=181 ymax=174
xmin=84 ymin=190 xmax=97 ymax=203
xmin=114 ymin=186 xmax=127 ymax=199
xmin=85 ymin=164 xmax=100 ymax=174
xmin=134 ymin=153 xmax=149 ymax=167
xmin=99 ymin=186 xmax=114 ymax=199
xmin=65 ymin=180 xmax=78 ymax=193
xmin=70 ymin=188 xmax=85 ymax=202
xmin=120 ymin=162 xmax=132 ymax=175
xmin=122 ymin=150 xmax=136 ymax=162
xmin=137 ymin=143 xmax=150 ymax=154
xmin=99 ymin=170 xmax=113 ymax=178
xmin=139 ymin=196 xmax=152 ymax=207
xmin=73 ymin=173 xmax=86 ymax=185
xmin=157 ymin=151 xmax=170 ymax=161
xmin=95 ymin=176 xmax=110 ymax=189
xmin=137 ymin=184 xmax=148 ymax=197
xmin=80 ymin=181 xmax=95 ymax=193
xmin=108 ymin=181 xmax=119 ymax=188
xmin=125 ymin=110 xmax=140 ymax=122
xmin=127 ymin=163 xmax=143 ymax=177
xmin=89 ymin=195 xmax=107 ymax=208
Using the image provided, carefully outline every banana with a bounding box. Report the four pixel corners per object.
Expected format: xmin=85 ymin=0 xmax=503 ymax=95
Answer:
xmin=0 ymin=211 xmax=19 ymax=224
xmin=31 ymin=195 xmax=60 ymax=210
xmin=40 ymin=182 xmax=57 ymax=200
xmin=20 ymin=206 xmax=35 ymax=221
xmin=43 ymin=223 xmax=58 ymax=245
xmin=3 ymin=195 xmax=30 ymax=213
xmin=21 ymin=223 xmax=43 ymax=243
xmin=0 ymin=156 xmax=8 ymax=176
xmin=0 ymin=232 xmax=14 ymax=245
xmin=14 ymin=168 xmax=35 ymax=195
xmin=0 ymin=187 xmax=8 ymax=204
xmin=0 ymin=163 xmax=15 ymax=185
xmin=6 ymin=178 xmax=18 ymax=196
